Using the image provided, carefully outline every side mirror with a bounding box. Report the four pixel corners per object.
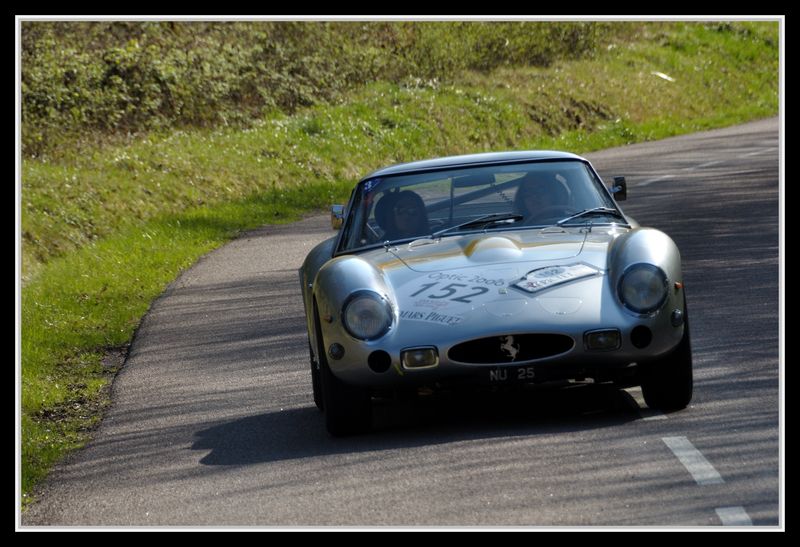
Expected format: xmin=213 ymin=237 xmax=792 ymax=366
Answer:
xmin=611 ymin=176 xmax=627 ymax=201
xmin=331 ymin=204 xmax=344 ymax=230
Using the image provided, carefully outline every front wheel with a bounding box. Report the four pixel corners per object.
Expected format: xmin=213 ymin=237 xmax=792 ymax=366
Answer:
xmin=314 ymin=305 xmax=372 ymax=436
xmin=640 ymin=300 xmax=693 ymax=411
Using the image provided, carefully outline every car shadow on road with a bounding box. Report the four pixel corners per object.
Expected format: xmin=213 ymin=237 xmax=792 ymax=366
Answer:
xmin=192 ymin=383 xmax=643 ymax=466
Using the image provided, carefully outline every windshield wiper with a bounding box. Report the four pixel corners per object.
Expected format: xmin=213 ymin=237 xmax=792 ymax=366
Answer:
xmin=556 ymin=207 xmax=625 ymax=226
xmin=432 ymin=213 xmax=524 ymax=238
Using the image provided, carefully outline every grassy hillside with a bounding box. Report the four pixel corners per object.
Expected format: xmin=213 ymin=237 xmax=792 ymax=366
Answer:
xmin=19 ymin=20 xmax=779 ymax=505
xmin=22 ymin=21 xmax=609 ymax=159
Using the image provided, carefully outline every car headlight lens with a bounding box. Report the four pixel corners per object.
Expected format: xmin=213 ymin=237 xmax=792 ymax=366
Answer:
xmin=618 ymin=264 xmax=668 ymax=315
xmin=342 ymin=291 xmax=393 ymax=340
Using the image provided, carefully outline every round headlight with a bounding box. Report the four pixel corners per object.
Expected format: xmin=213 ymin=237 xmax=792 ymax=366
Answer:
xmin=342 ymin=291 xmax=393 ymax=341
xmin=618 ymin=264 xmax=668 ymax=315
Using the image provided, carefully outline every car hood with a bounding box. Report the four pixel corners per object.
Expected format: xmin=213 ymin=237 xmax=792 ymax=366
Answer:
xmin=388 ymin=229 xmax=592 ymax=272
xmin=354 ymin=227 xmax=631 ymax=288
xmin=335 ymin=226 xmax=631 ymax=325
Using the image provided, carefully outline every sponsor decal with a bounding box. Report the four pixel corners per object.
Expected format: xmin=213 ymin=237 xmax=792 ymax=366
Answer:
xmin=397 ymin=268 xmax=521 ymax=325
xmin=512 ymin=263 xmax=601 ymax=294
xmin=399 ymin=309 xmax=463 ymax=325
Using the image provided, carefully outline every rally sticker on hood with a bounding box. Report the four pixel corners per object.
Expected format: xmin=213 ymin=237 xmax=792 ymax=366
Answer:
xmin=512 ymin=263 xmax=601 ymax=294
xmin=396 ymin=270 xmax=508 ymax=325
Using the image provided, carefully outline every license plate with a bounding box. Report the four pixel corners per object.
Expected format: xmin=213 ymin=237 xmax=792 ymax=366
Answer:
xmin=488 ymin=366 xmax=536 ymax=383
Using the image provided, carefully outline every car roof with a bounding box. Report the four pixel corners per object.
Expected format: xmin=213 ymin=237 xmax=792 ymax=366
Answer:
xmin=361 ymin=150 xmax=586 ymax=180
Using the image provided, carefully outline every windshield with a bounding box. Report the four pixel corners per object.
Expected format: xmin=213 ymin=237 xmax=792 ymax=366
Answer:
xmin=337 ymin=159 xmax=621 ymax=254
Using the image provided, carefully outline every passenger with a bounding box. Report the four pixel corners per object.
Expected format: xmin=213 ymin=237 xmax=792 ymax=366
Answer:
xmin=513 ymin=172 xmax=571 ymax=223
xmin=375 ymin=190 xmax=430 ymax=241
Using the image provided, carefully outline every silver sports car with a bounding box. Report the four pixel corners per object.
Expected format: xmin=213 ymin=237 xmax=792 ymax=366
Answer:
xmin=300 ymin=151 xmax=692 ymax=435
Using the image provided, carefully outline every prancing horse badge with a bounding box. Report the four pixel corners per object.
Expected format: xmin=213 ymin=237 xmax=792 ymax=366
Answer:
xmin=500 ymin=335 xmax=519 ymax=361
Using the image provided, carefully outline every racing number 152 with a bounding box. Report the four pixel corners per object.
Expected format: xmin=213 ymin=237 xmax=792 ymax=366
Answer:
xmin=409 ymin=282 xmax=489 ymax=303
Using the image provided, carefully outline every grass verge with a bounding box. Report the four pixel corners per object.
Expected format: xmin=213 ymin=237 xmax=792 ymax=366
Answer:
xmin=20 ymin=183 xmax=351 ymax=504
xmin=20 ymin=21 xmax=779 ymax=507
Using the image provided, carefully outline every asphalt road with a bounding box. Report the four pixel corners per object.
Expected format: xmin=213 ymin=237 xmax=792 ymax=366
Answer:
xmin=23 ymin=117 xmax=781 ymax=528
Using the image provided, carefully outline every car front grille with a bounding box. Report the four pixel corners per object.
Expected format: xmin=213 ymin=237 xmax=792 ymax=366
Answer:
xmin=448 ymin=333 xmax=574 ymax=364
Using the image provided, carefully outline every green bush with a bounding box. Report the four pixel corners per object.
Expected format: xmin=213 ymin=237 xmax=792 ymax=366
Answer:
xmin=21 ymin=21 xmax=607 ymax=157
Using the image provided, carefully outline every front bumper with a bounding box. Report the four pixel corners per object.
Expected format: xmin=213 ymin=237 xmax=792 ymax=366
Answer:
xmin=317 ymin=276 xmax=687 ymax=389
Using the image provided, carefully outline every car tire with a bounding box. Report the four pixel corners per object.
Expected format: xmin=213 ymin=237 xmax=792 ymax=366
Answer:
xmin=314 ymin=304 xmax=372 ymax=436
xmin=308 ymin=341 xmax=323 ymax=411
xmin=641 ymin=297 xmax=693 ymax=411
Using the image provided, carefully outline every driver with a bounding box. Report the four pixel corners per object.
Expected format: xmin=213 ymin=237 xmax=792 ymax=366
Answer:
xmin=513 ymin=172 xmax=571 ymax=223
xmin=375 ymin=190 xmax=430 ymax=241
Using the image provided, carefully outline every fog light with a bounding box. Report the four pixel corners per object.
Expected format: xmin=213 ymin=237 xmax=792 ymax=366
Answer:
xmin=584 ymin=329 xmax=621 ymax=351
xmin=401 ymin=347 xmax=439 ymax=369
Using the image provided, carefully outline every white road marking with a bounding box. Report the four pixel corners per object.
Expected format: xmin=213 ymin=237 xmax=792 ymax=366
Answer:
xmin=662 ymin=436 xmax=725 ymax=485
xmin=715 ymin=506 xmax=753 ymax=526
xmin=625 ymin=387 xmax=667 ymax=420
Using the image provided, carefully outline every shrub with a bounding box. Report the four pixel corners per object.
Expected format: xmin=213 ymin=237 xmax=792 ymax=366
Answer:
xmin=21 ymin=21 xmax=605 ymax=157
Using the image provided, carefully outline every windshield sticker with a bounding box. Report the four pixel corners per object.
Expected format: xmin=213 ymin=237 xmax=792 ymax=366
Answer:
xmin=363 ymin=178 xmax=382 ymax=194
xmin=512 ymin=263 xmax=600 ymax=294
